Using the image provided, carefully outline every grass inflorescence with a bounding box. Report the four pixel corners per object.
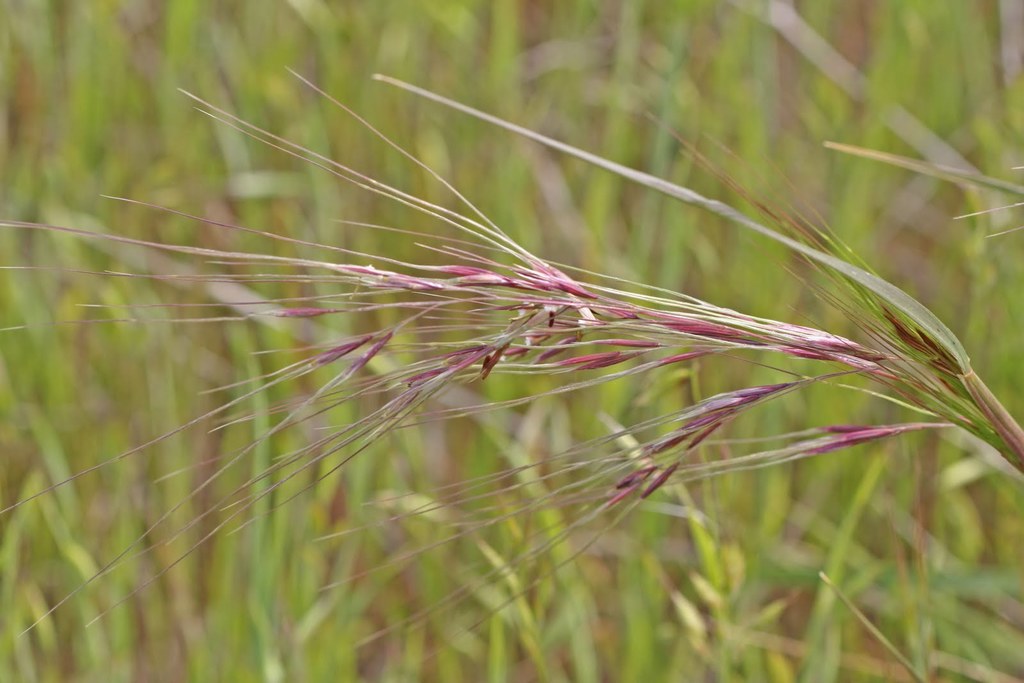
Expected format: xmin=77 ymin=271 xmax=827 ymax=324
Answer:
xmin=5 ymin=74 xmax=1024 ymax=673
xmin=4 ymin=5 xmax=1024 ymax=679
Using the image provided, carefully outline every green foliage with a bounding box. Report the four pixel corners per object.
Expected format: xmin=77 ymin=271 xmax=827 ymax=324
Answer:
xmin=2 ymin=1 xmax=1023 ymax=681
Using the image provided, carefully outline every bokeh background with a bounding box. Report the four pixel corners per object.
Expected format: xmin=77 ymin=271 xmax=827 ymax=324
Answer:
xmin=2 ymin=1 xmax=1024 ymax=681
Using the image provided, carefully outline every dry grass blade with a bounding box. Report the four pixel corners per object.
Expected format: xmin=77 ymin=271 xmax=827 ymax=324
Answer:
xmin=825 ymin=141 xmax=1024 ymax=197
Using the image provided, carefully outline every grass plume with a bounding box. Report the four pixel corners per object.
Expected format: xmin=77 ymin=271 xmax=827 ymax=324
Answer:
xmin=3 ymin=70 xmax=1023 ymax=680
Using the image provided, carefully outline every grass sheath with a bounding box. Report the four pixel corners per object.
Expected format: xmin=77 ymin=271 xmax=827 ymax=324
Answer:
xmin=961 ymin=370 xmax=1024 ymax=472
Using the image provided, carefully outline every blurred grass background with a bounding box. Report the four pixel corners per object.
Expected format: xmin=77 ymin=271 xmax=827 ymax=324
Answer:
xmin=2 ymin=1 xmax=1024 ymax=681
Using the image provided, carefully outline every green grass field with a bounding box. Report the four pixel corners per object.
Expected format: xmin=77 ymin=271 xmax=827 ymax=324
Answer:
xmin=2 ymin=1 xmax=1023 ymax=681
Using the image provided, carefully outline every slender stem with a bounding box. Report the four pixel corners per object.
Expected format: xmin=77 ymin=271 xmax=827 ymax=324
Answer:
xmin=961 ymin=370 xmax=1024 ymax=473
